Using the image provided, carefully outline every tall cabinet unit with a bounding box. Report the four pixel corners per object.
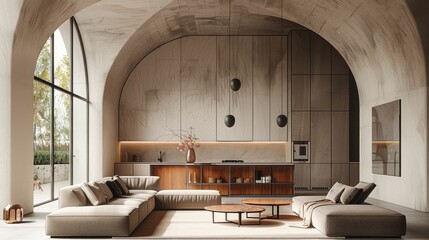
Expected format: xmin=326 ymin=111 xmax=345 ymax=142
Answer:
xmin=291 ymin=30 xmax=357 ymax=190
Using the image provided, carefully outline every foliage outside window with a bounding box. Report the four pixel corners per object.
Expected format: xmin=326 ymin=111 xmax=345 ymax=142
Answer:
xmin=33 ymin=37 xmax=71 ymax=164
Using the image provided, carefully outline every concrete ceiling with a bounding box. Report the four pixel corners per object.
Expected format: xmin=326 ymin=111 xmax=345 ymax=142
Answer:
xmin=74 ymin=0 xmax=305 ymax=105
xmin=72 ymin=0 xmax=428 ymax=111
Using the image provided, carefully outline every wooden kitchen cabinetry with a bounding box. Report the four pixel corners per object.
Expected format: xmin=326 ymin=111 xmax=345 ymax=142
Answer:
xmin=188 ymin=164 xmax=294 ymax=196
xmin=150 ymin=164 xmax=294 ymax=196
xmin=150 ymin=165 xmax=186 ymax=190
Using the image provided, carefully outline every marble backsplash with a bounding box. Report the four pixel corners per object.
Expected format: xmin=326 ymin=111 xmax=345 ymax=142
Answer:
xmin=119 ymin=142 xmax=289 ymax=163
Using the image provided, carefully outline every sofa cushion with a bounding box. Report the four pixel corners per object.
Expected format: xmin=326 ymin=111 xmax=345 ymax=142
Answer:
xmin=120 ymin=176 xmax=160 ymax=191
xmin=59 ymin=185 xmax=89 ymax=208
xmin=353 ymin=182 xmax=376 ymax=204
xmin=81 ymin=183 xmax=106 ymax=206
xmin=113 ymin=175 xmax=130 ymax=194
xmin=121 ymin=193 xmax=156 ymax=213
xmin=94 ymin=181 xmax=114 ymax=201
xmin=106 ymin=180 xmax=123 ymax=197
xmin=340 ymin=186 xmax=360 ymax=204
xmin=325 ymin=182 xmax=345 ymax=203
xmin=107 ymin=198 xmax=149 ymax=221
xmin=129 ymin=189 xmax=158 ymax=196
xmin=155 ymin=190 xmax=221 ymax=210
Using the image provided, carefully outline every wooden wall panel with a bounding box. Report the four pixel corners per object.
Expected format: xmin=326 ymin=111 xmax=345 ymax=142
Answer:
xmin=216 ymin=36 xmax=253 ymax=141
xmin=291 ymin=31 xmax=310 ymax=74
xmin=332 ymin=75 xmax=349 ymax=110
xmin=181 ymin=36 xmax=217 ymax=140
xmin=253 ymin=36 xmax=270 ymax=140
xmin=311 ymin=164 xmax=331 ymax=189
xmin=311 ymin=32 xmax=331 ymax=74
xmin=332 ymin=112 xmax=349 ymax=163
xmin=291 ymin=111 xmax=310 ymax=141
xmin=332 ymin=163 xmax=349 ymax=185
xmin=216 ymin=36 xmax=230 ymax=141
xmin=293 ymin=164 xmax=310 ymax=189
xmin=291 ymin=75 xmax=310 ymax=110
xmin=119 ymin=40 xmax=181 ymax=140
xmin=311 ymin=112 xmax=331 ymax=163
xmin=311 ymin=75 xmax=331 ymax=110
xmin=270 ymin=36 xmax=288 ymax=140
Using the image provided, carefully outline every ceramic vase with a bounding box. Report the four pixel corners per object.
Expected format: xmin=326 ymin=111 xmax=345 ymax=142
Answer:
xmin=186 ymin=148 xmax=196 ymax=163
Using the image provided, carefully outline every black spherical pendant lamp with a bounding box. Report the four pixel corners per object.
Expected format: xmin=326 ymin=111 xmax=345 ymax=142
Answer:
xmin=277 ymin=114 xmax=288 ymax=128
xmin=230 ymin=78 xmax=241 ymax=91
xmin=224 ymin=114 xmax=235 ymax=128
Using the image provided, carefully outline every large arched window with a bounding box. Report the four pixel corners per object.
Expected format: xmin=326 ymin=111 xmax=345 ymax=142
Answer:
xmin=33 ymin=17 xmax=89 ymax=206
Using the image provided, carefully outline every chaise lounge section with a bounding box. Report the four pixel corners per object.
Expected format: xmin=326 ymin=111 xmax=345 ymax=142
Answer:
xmin=292 ymin=182 xmax=406 ymax=238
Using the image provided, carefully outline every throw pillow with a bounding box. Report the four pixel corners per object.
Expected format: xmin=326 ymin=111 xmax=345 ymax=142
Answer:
xmin=113 ymin=179 xmax=128 ymax=195
xmin=340 ymin=186 xmax=360 ymax=204
xmin=113 ymin=175 xmax=130 ymax=194
xmin=81 ymin=183 xmax=107 ymax=206
xmin=352 ymin=182 xmax=377 ymax=204
xmin=106 ymin=180 xmax=123 ymax=198
xmin=325 ymin=182 xmax=346 ymax=203
xmin=72 ymin=188 xmax=89 ymax=206
xmin=352 ymin=182 xmax=376 ymax=204
xmin=93 ymin=181 xmax=114 ymax=202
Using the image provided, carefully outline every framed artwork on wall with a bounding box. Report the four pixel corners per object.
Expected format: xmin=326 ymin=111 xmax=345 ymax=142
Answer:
xmin=372 ymin=100 xmax=401 ymax=176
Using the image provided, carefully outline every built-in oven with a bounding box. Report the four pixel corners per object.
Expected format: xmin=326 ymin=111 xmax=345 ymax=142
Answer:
xmin=293 ymin=141 xmax=310 ymax=162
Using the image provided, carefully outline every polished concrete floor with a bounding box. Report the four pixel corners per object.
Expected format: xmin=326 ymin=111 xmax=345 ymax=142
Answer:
xmin=1 ymin=197 xmax=428 ymax=239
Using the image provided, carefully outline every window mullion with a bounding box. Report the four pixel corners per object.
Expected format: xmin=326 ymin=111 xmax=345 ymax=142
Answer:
xmin=70 ymin=19 xmax=74 ymax=185
xmin=50 ymin=33 xmax=55 ymax=202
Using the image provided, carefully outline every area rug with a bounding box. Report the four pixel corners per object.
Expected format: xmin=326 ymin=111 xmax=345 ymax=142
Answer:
xmin=122 ymin=210 xmax=331 ymax=239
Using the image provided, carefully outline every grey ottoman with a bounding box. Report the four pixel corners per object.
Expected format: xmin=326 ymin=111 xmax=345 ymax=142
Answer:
xmin=312 ymin=204 xmax=406 ymax=237
xmin=155 ymin=189 xmax=221 ymax=210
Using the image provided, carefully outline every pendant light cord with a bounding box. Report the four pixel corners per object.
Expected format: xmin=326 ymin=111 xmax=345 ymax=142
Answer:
xmin=228 ymin=0 xmax=231 ymax=115
xmin=280 ymin=0 xmax=283 ymax=114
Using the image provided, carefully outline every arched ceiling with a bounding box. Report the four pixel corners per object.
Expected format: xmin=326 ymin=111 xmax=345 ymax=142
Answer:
xmin=73 ymin=0 xmax=424 ymax=109
xmin=73 ymin=0 xmax=305 ymax=107
xmin=11 ymin=0 xmax=427 ymax=118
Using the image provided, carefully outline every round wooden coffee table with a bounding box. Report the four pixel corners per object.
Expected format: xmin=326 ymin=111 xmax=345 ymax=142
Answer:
xmin=204 ymin=204 xmax=265 ymax=227
xmin=241 ymin=199 xmax=293 ymax=219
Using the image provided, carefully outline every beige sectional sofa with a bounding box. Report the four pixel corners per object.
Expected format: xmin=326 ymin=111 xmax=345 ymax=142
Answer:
xmin=46 ymin=176 xmax=221 ymax=237
xmin=292 ymin=184 xmax=406 ymax=238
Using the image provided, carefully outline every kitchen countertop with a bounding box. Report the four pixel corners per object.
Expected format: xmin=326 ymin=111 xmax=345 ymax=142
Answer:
xmin=116 ymin=162 xmax=294 ymax=166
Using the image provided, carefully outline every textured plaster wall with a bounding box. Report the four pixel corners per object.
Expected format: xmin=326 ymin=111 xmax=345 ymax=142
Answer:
xmin=0 ymin=0 xmax=23 ymax=213
xmin=5 ymin=0 xmax=97 ymax=213
xmin=405 ymin=0 xmax=429 ymax=211
xmin=281 ymin=0 xmax=427 ymax=211
xmin=74 ymin=0 xmax=173 ymax=179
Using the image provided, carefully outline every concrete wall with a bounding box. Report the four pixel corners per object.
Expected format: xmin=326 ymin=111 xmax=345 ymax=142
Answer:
xmin=0 ymin=0 xmax=23 ymax=213
xmin=406 ymin=0 xmax=429 ymax=212
xmin=282 ymin=0 xmax=428 ymax=212
xmin=1 ymin=0 xmax=97 ymax=213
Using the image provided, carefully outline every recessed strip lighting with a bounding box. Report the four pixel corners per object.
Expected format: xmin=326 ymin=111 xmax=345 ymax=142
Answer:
xmin=119 ymin=141 xmax=288 ymax=144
